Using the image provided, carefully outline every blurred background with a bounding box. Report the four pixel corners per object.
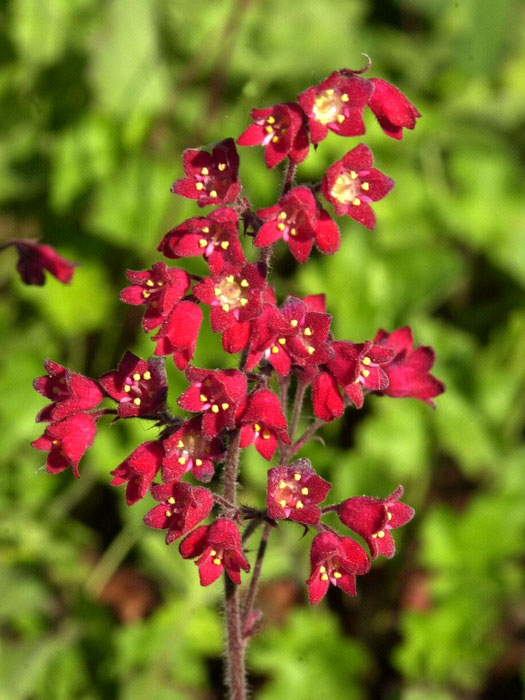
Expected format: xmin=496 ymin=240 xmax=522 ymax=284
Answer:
xmin=1 ymin=0 xmax=525 ymax=698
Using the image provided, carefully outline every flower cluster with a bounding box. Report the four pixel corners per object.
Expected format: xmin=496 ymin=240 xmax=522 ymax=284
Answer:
xmin=31 ymin=64 xmax=442 ymax=615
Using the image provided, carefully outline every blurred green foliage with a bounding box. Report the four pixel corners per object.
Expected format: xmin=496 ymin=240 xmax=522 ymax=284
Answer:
xmin=1 ymin=0 xmax=524 ymax=698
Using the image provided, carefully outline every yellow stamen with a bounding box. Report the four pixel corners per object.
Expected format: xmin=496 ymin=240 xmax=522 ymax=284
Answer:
xmin=362 ymin=356 xmax=371 ymax=365
xmin=200 ymin=394 xmax=208 ymax=402
xmin=132 ymin=373 xmax=141 ymax=381
xmin=304 ymin=327 xmax=312 ymax=336
xmin=377 ymin=530 xmax=385 ymax=539
xmin=177 ymin=440 xmax=184 ymax=448
xmin=301 ymin=487 xmax=309 ymax=495
xmin=240 ymin=279 xmax=249 ymax=287
xmin=290 ymin=319 xmax=298 ymax=327
xmin=222 ymin=303 xmax=230 ymax=312
xmin=209 ymin=190 xmax=218 ymax=198
xmin=226 ymin=275 xmax=235 ymax=283
xmin=361 ymin=369 xmax=370 ymax=378
xmin=307 ymin=346 xmax=315 ymax=355
xmin=387 ymin=511 xmax=392 ymax=521
xmin=278 ymin=337 xmax=286 ymax=345
xmin=341 ymin=93 xmax=349 ymax=102
xmin=211 ymin=405 xmax=219 ymax=413
xmin=220 ymin=241 xmax=230 ymax=249
xmin=319 ymin=565 xmax=326 ymax=573
xmin=271 ymin=136 xmax=279 ymax=143
xmin=213 ymin=558 xmax=222 ymax=565
xmin=361 ymin=182 xmax=369 ymax=191
xmin=296 ymin=501 xmax=304 ymax=509
xmin=267 ymin=116 xmax=275 ymax=124
xmin=333 ymin=571 xmax=342 ymax=579
xmin=350 ymin=171 xmax=358 ymax=179
xmin=210 ymin=550 xmax=217 ymax=556
xmin=262 ymin=431 xmax=271 ymax=439
xmin=146 ymin=279 xmax=154 ymax=287
xmin=352 ymin=198 xmax=361 ymax=206
xmin=321 ymin=573 xmax=329 ymax=581
xmin=195 ymin=182 xmax=204 ymax=190
xmin=290 ymin=227 xmax=297 ymax=236
xmin=124 ymin=385 xmax=131 ymax=393
xmin=199 ymin=238 xmax=207 ymax=247
xmin=277 ymin=223 xmax=285 ymax=231
xmin=178 ymin=457 xmax=186 ymax=465
xmin=195 ymin=458 xmax=203 ymax=466
xmin=337 ymin=114 xmax=345 ymax=123
xmin=202 ymin=227 xmax=210 ymax=234
xmin=200 ymin=167 xmax=209 ymax=175
xmin=143 ymin=371 xmax=151 ymax=380
xmin=214 ymin=287 xmax=222 ymax=296
xmin=221 ymin=403 xmax=230 ymax=411
xmin=278 ymin=480 xmax=287 ymax=489
xmin=142 ymin=291 xmax=150 ymax=299
xmin=168 ymin=497 xmax=176 ymax=505
xmin=165 ymin=510 xmax=172 ymax=517
xmin=265 ymin=125 xmax=273 ymax=133
xmin=217 ymin=163 xmax=226 ymax=171
xmin=133 ymin=398 xmax=141 ymax=406
xmin=271 ymin=346 xmax=279 ymax=354
xmin=278 ymin=211 xmax=287 ymax=219
xmin=279 ymin=499 xmax=287 ymax=507
xmin=240 ymin=298 xmax=248 ymax=306
xmin=294 ymin=473 xmax=301 ymax=481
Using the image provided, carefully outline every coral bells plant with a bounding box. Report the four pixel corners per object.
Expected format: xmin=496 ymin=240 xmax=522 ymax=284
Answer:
xmin=31 ymin=64 xmax=443 ymax=700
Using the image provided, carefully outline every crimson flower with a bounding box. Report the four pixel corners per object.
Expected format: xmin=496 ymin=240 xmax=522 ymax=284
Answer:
xmin=337 ymin=485 xmax=415 ymax=559
xmin=33 ymin=359 xmax=103 ymax=423
xmin=158 ymin=207 xmax=245 ymax=274
xmin=245 ymin=303 xmax=295 ymax=375
xmin=171 ymin=138 xmax=241 ymax=207
xmin=99 ymin=352 xmax=167 ymax=418
xmin=162 ymin=416 xmax=224 ymax=483
xmin=321 ymin=143 xmax=394 ymax=229
xmin=178 ymin=367 xmax=247 ymax=437
xmin=237 ymin=102 xmax=309 ymax=168
xmin=306 ymin=532 xmax=370 ymax=604
xmin=120 ymin=262 xmax=191 ymax=332
xmin=179 ymin=518 xmax=250 ymax=586
xmin=297 ymin=70 xmax=373 ymax=144
xmin=332 ymin=340 xmax=395 ymax=409
xmin=255 ymin=187 xmax=340 ymax=263
xmin=279 ymin=296 xmax=334 ymax=367
xmin=374 ymin=326 xmax=445 ymax=406
xmin=238 ymin=390 xmax=290 ymax=461
xmin=368 ymin=78 xmax=421 ymax=140
xmin=11 ymin=240 xmax=78 ymax=285
xmin=31 ymin=413 xmax=97 ymax=478
xmin=110 ymin=440 xmax=164 ymax=505
xmin=144 ymin=482 xmax=213 ymax=544
xmin=152 ymin=300 xmax=203 ymax=370
xmin=193 ymin=262 xmax=266 ymax=353
xmin=266 ymin=460 xmax=331 ymax=525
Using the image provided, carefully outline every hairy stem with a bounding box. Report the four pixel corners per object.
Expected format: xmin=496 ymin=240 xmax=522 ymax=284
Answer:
xmin=242 ymin=521 xmax=272 ymax=634
xmin=225 ymin=575 xmax=246 ymax=700
xmin=282 ymin=380 xmax=307 ymax=463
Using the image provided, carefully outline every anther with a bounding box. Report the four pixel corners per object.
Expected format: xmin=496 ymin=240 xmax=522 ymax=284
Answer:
xmin=195 ymin=182 xmax=204 ymax=190
xmin=333 ymin=571 xmax=342 ymax=579
xmin=350 ymin=171 xmax=358 ymax=179
xmin=293 ymin=473 xmax=301 ymax=481
xmin=165 ymin=510 xmax=172 ymax=517
xmin=337 ymin=114 xmax=345 ymax=123
xmin=226 ymin=275 xmax=235 ymax=283
xmin=265 ymin=126 xmax=273 ymax=133
xmin=290 ymin=319 xmax=298 ymax=327
xmin=278 ymin=337 xmax=286 ymax=345
xmin=278 ymin=480 xmax=287 ymax=489
xmin=279 ymin=499 xmax=287 ymax=507
xmin=277 ymin=223 xmax=285 ymax=231
xmin=262 ymin=431 xmax=271 ymax=439
xmin=211 ymin=405 xmax=219 ymax=413
xmin=240 ymin=298 xmax=248 ymax=306
xmin=271 ymin=136 xmax=279 ymax=143
xmin=146 ymin=279 xmax=154 ymax=287
xmin=199 ymin=239 xmax=207 ymax=247
xmin=202 ymin=226 xmax=210 ymax=233
xmin=240 ymin=279 xmax=249 ymax=287
xmin=133 ymin=373 xmax=141 ymax=381
xmin=296 ymin=501 xmax=304 ymax=509
xmin=267 ymin=116 xmax=275 ymax=124
xmin=271 ymin=346 xmax=279 ymax=354
xmin=221 ymin=403 xmax=229 ymax=411
xmin=142 ymin=291 xmax=150 ymax=299
xmin=133 ymin=398 xmax=141 ymax=406
xmin=217 ymin=163 xmax=226 ymax=171
xmin=200 ymin=394 xmax=208 ymax=402
xmin=352 ymin=198 xmax=361 ymax=206
xmin=143 ymin=371 xmax=151 ymax=380
xmin=52 ymin=439 xmax=60 ymax=446
xmin=362 ymin=357 xmax=371 ymax=365
xmin=301 ymin=487 xmax=309 ymax=495
xmin=124 ymin=385 xmax=131 ymax=393
xmin=321 ymin=573 xmax=329 ymax=581
xmin=213 ymin=558 xmax=221 ymax=565
xmin=178 ymin=457 xmax=186 ymax=465
xmin=377 ymin=530 xmax=385 ymax=539
xmin=387 ymin=511 xmax=392 ymax=521
xmin=209 ymin=190 xmax=218 ymax=198
xmin=290 ymin=227 xmax=297 ymax=236
xmin=307 ymin=346 xmax=315 ymax=355
xmin=214 ymin=287 xmax=222 ymax=296
xmin=200 ymin=167 xmax=209 ymax=175
xmin=177 ymin=440 xmax=184 ymax=448
xmin=304 ymin=327 xmax=312 ymax=336
xmin=222 ymin=304 xmax=230 ymax=312
xmin=254 ymin=424 xmax=261 ymax=433
xmin=361 ymin=369 xmax=370 ymax=378
xmin=341 ymin=93 xmax=349 ymax=102
xmin=195 ymin=458 xmax=203 ymax=466
xmin=278 ymin=211 xmax=287 ymax=220
xmin=168 ymin=497 xmax=176 ymax=505
xmin=220 ymin=241 xmax=230 ymax=249
xmin=361 ymin=182 xmax=369 ymax=191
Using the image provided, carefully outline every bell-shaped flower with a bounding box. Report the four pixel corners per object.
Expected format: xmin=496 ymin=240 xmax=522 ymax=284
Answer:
xmin=266 ymin=460 xmax=331 ymax=525
xmin=144 ymin=482 xmax=213 ymax=544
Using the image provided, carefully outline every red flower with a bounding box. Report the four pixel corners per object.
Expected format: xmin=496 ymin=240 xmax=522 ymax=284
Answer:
xmin=110 ymin=440 xmax=164 ymax=505
xmin=120 ymin=262 xmax=191 ymax=332
xmin=311 ymin=370 xmax=345 ymax=422
xmin=179 ymin=518 xmax=250 ymax=586
xmin=245 ymin=303 xmax=295 ymax=376
xmin=297 ymin=70 xmax=373 ymax=144
xmin=162 ymin=416 xmax=224 ymax=483
xmin=238 ymin=389 xmax=290 ymax=461
xmin=328 ymin=340 xmax=395 ymax=409
xmin=193 ymin=262 xmax=266 ymax=353
xmin=144 ymin=482 xmax=213 ymax=544
xmin=171 ymin=138 xmax=241 ymax=207
xmin=266 ymin=460 xmax=331 ymax=525
xmin=321 ymin=143 xmax=394 ymax=229
xmin=374 ymin=327 xmax=445 ymax=406
xmin=306 ymin=532 xmax=370 ymax=604
xmin=237 ymin=102 xmax=309 ymax=168
xmin=99 ymin=352 xmax=167 ymax=418
xmin=33 ymin=359 xmax=103 ymax=423
xmin=178 ymin=367 xmax=247 ymax=437
xmin=158 ymin=207 xmax=245 ymax=274
xmin=368 ymin=78 xmax=421 ymax=140
xmin=152 ymin=300 xmax=203 ymax=370
xmin=255 ymin=187 xmax=340 ymax=263
xmin=280 ymin=296 xmax=334 ymax=367
xmin=31 ymin=413 xmax=97 ymax=478
xmin=12 ymin=240 xmax=77 ymax=285
xmin=337 ymin=485 xmax=415 ymax=559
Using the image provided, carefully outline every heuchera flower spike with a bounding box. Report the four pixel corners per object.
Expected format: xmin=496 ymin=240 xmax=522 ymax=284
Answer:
xmin=337 ymin=485 xmax=415 ymax=559
xmin=179 ymin=518 xmax=250 ymax=585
